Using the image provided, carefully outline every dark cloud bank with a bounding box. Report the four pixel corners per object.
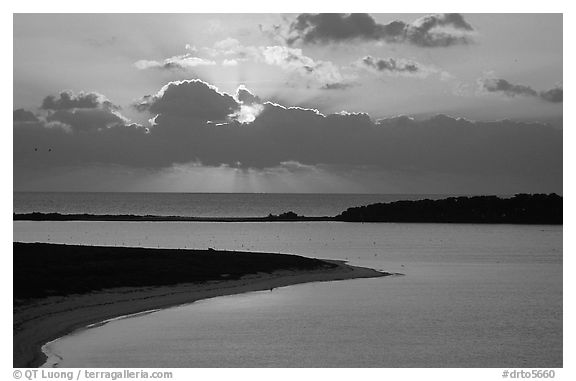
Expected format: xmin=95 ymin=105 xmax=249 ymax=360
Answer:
xmin=482 ymin=78 xmax=563 ymax=103
xmin=285 ymin=13 xmax=474 ymax=47
xmin=41 ymin=91 xmax=120 ymax=111
xmin=14 ymin=80 xmax=561 ymax=191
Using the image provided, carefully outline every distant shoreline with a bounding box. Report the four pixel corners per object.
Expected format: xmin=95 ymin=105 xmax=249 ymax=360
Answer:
xmin=14 ymin=194 xmax=562 ymax=225
xmin=13 ymin=212 xmax=333 ymax=222
xmin=13 ymin=243 xmax=392 ymax=368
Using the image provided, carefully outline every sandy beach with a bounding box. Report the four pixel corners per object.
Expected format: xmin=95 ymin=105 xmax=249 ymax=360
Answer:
xmin=14 ymin=243 xmax=389 ymax=368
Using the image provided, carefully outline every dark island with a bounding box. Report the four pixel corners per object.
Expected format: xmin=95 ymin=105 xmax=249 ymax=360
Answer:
xmin=335 ymin=193 xmax=562 ymax=224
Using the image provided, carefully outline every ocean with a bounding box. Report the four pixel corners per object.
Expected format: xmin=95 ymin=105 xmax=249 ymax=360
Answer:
xmin=14 ymin=192 xmax=469 ymax=217
xmin=12 ymin=192 xmax=562 ymax=367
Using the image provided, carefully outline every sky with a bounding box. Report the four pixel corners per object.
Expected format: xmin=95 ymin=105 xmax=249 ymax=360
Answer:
xmin=13 ymin=13 xmax=563 ymax=193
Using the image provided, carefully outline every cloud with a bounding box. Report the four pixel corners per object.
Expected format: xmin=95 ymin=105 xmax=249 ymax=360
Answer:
xmin=357 ymin=55 xmax=435 ymax=78
xmin=231 ymin=85 xmax=264 ymax=123
xmin=481 ymin=78 xmax=563 ymax=103
xmin=407 ymin=13 xmax=474 ymax=47
xmin=14 ymin=90 xmax=152 ymax=169
xmin=134 ymin=54 xmax=217 ymax=70
xmin=14 ymin=80 xmax=561 ymax=192
xmin=235 ymin=85 xmax=261 ymax=105
xmin=482 ymin=78 xmax=538 ymax=97
xmin=46 ymin=108 xmax=128 ymax=133
xmin=13 ymin=109 xmax=39 ymax=123
xmin=30 ymin=91 xmax=130 ymax=134
xmin=137 ymin=38 xmax=454 ymax=89
xmin=41 ymin=90 xmax=120 ymax=111
xmin=222 ymin=59 xmax=239 ymax=66
xmin=137 ymin=39 xmax=354 ymax=90
xmin=14 ymin=108 xmax=150 ymax=169
xmin=284 ymin=13 xmax=474 ymax=47
xmin=135 ymin=79 xmax=239 ymax=122
xmin=539 ymin=86 xmax=563 ymax=103
xmin=322 ymin=82 xmax=354 ymax=90
xmin=259 ymin=45 xmax=351 ymax=89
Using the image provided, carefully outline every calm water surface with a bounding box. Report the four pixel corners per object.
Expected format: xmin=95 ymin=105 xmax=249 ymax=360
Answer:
xmin=14 ymin=192 xmax=468 ymax=217
xmin=14 ymin=221 xmax=562 ymax=367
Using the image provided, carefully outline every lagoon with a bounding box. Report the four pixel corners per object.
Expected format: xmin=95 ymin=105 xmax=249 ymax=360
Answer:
xmin=14 ymin=221 xmax=562 ymax=367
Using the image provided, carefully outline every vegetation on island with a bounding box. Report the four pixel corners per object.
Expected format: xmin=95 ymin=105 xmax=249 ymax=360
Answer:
xmin=335 ymin=193 xmax=562 ymax=224
xmin=13 ymin=243 xmax=336 ymax=302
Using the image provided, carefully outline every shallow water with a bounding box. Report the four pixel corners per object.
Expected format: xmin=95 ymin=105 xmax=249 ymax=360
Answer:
xmin=14 ymin=222 xmax=562 ymax=367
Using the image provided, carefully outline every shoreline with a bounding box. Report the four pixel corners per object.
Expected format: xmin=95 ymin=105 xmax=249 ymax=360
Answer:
xmin=13 ymin=212 xmax=333 ymax=222
xmin=15 ymin=259 xmax=391 ymax=368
